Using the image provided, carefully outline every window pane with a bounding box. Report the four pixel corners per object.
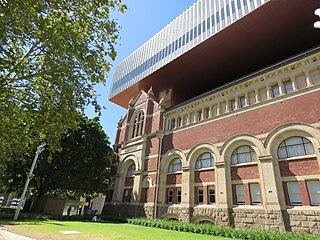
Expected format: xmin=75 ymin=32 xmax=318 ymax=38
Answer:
xmin=198 ymin=187 xmax=204 ymax=203
xmin=278 ymin=137 xmax=315 ymax=159
xmin=307 ymin=181 xmax=320 ymax=205
xmin=209 ymin=186 xmax=215 ymax=203
xmin=286 ymin=137 xmax=303 ymax=146
xmin=238 ymin=146 xmax=249 ymax=153
xmin=196 ymin=153 xmax=213 ymax=169
xmin=272 ymin=84 xmax=280 ymax=97
xmin=239 ymin=153 xmax=246 ymax=163
xmin=230 ymin=99 xmax=236 ymax=111
xmin=283 ymin=80 xmax=293 ymax=93
xmin=287 ymin=182 xmax=302 ymax=205
xmin=231 ymin=146 xmax=256 ymax=164
xmin=231 ymin=155 xmax=237 ymax=165
xmin=236 ymin=185 xmax=245 ymax=204
xmin=177 ymin=188 xmax=182 ymax=203
xmin=278 ymin=147 xmax=287 ymax=159
xmin=168 ymin=158 xmax=181 ymax=173
xmin=305 ymin=143 xmax=315 ymax=155
xmin=250 ymin=184 xmax=261 ymax=205
xmin=239 ymin=96 xmax=246 ymax=108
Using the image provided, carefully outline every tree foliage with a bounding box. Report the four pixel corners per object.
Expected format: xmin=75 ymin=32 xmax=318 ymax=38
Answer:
xmin=0 ymin=0 xmax=126 ymax=160
xmin=2 ymin=117 xmax=114 ymax=209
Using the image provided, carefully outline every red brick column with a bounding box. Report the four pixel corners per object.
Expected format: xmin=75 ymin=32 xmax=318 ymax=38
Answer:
xmin=244 ymin=183 xmax=251 ymax=205
xmin=172 ymin=188 xmax=177 ymax=204
xmin=299 ymin=180 xmax=311 ymax=206
xmin=204 ymin=186 xmax=209 ymax=204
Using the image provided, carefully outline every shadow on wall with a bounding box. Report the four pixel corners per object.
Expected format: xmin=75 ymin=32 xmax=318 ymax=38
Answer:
xmin=102 ymin=203 xmax=150 ymax=219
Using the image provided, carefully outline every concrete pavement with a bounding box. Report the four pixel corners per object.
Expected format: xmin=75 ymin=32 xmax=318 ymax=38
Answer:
xmin=0 ymin=230 xmax=34 ymax=240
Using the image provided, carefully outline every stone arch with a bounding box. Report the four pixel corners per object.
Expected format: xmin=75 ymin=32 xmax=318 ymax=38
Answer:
xmin=264 ymin=123 xmax=320 ymax=158
xmin=161 ymin=213 xmax=179 ymax=220
xmin=119 ymin=154 xmax=140 ymax=175
xmin=161 ymin=149 xmax=187 ymax=173
xmin=187 ymin=142 xmax=220 ymax=170
xmin=192 ymin=215 xmax=215 ymax=224
xmin=221 ymin=134 xmax=265 ymax=165
xmin=220 ymin=135 xmax=265 ymax=207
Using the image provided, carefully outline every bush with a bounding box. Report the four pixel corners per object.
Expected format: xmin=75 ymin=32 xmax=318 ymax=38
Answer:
xmin=127 ymin=218 xmax=319 ymax=240
xmin=0 ymin=207 xmax=16 ymax=214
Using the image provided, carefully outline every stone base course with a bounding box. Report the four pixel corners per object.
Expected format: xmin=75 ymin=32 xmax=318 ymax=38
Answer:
xmin=103 ymin=203 xmax=320 ymax=235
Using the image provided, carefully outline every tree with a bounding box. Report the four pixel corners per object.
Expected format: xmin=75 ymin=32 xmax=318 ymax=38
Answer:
xmin=0 ymin=0 xmax=126 ymax=161
xmin=2 ymin=116 xmax=114 ymax=212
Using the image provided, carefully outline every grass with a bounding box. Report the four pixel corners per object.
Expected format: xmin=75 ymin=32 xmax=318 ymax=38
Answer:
xmin=0 ymin=220 xmax=235 ymax=240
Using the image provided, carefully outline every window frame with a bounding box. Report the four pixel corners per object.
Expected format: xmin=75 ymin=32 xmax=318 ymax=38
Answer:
xmin=208 ymin=185 xmax=216 ymax=204
xmin=198 ymin=187 xmax=204 ymax=204
xmin=177 ymin=187 xmax=182 ymax=204
xmin=123 ymin=188 xmax=132 ymax=203
xmin=306 ymin=180 xmax=320 ymax=206
xmin=283 ymin=80 xmax=293 ymax=94
xmin=195 ymin=152 xmax=214 ymax=170
xmin=167 ymin=188 xmax=173 ymax=204
xmin=239 ymin=95 xmax=246 ymax=108
xmin=131 ymin=111 xmax=145 ymax=139
xmin=287 ymin=181 xmax=302 ymax=206
xmin=271 ymin=84 xmax=280 ymax=98
xmin=277 ymin=136 xmax=314 ymax=159
xmin=230 ymin=98 xmax=236 ymax=111
xmin=236 ymin=184 xmax=245 ymax=205
xmin=250 ymin=183 xmax=261 ymax=205
xmin=126 ymin=164 xmax=135 ymax=177
xmin=231 ymin=145 xmax=257 ymax=165
xmin=168 ymin=158 xmax=182 ymax=173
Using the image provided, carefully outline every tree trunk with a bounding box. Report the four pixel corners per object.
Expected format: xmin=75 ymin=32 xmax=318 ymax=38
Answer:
xmin=31 ymin=190 xmax=46 ymax=213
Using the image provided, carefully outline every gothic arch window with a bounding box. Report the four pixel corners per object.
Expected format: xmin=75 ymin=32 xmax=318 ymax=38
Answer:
xmin=126 ymin=164 xmax=135 ymax=177
xmin=231 ymin=146 xmax=257 ymax=165
xmin=168 ymin=158 xmax=182 ymax=173
xmin=278 ymin=136 xmax=314 ymax=159
xmin=196 ymin=152 xmax=214 ymax=169
xmin=131 ymin=111 xmax=145 ymax=138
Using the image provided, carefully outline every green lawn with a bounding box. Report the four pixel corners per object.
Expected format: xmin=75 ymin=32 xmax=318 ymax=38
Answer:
xmin=1 ymin=220 xmax=235 ymax=240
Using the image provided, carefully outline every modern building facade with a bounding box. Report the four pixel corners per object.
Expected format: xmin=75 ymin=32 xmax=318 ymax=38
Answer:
xmin=105 ymin=0 xmax=320 ymax=234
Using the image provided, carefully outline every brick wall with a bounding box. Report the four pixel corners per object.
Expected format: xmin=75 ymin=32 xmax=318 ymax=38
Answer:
xmin=279 ymin=158 xmax=320 ymax=177
xmin=195 ymin=169 xmax=215 ymax=183
xmin=231 ymin=165 xmax=259 ymax=180
xmin=146 ymin=136 xmax=159 ymax=156
xmin=166 ymin=173 xmax=182 ymax=185
xmin=144 ymin=157 xmax=158 ymax=171
xmin=162 ymin=91 xmax=320 ymax=153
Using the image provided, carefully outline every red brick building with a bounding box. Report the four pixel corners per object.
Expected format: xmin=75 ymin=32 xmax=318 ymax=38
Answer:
xmin=105 ymin=0 xmax=320 ymax=234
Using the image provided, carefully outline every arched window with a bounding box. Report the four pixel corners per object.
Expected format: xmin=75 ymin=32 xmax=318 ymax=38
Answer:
xmin=196 ymin=152 xmax=214 ymax=169
xmin=131 ymin=111 xmax=144 ymax=138
xmin=126 ymin=164 xmax=135 ymax=177
xmin=278 ymin=136 xmax=314 ymax=159
xmin=231 ymin=146 xmax=257 ymax=165
xmin=168 ymin=158 xmax=182 ymax=173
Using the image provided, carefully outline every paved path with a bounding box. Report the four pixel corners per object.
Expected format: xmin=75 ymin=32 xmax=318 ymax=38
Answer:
xmin=0 ymin=230 xmax=34 ymax=240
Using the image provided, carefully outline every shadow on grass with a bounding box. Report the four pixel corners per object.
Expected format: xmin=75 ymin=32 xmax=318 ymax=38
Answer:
xmin=0 ymin=218 xmax=50 ymax=226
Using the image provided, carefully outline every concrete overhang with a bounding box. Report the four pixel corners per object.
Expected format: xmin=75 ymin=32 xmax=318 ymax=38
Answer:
xmin=110 ymin=0 xmax=320 ymax=108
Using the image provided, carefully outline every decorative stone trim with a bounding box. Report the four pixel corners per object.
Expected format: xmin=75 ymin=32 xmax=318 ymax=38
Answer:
xmin=258 ymin=155 xmax=273 ymax=162
xmin=215 ymin=161 xmax=225 ymax=167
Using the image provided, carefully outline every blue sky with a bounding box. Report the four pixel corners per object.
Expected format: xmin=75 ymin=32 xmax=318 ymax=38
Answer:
xmin=86 ymin=0 xmax=196 ymax=143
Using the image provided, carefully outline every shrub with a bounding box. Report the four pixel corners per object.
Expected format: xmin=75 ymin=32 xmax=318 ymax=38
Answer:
xmin=127 ymin=218 xmax=319 ymax=240
xmin=0 ymin=207 xmax=16 ymax=214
